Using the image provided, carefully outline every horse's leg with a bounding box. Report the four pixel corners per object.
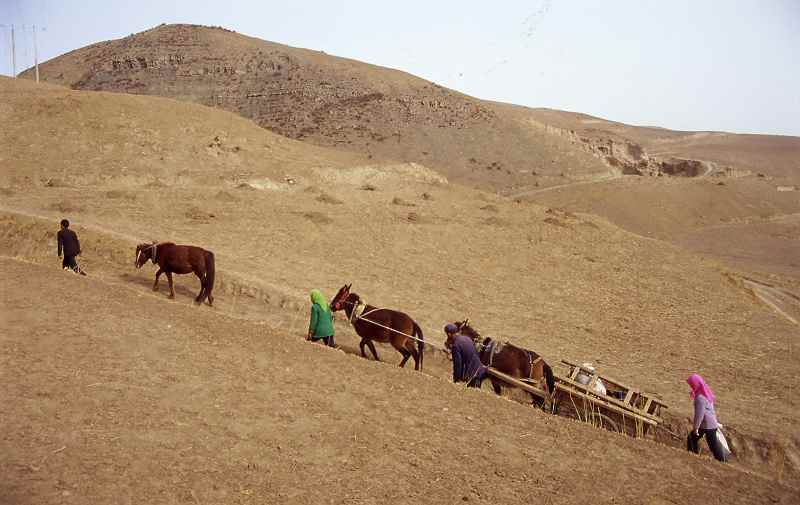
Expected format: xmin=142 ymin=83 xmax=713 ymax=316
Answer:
xmin=529 ymin=393 xmax=545 ymax=408
xmin=391 ymin=337 xmax=413 ymax=368
xmin=152 ymin=268 xmax=164 ymax=291
xmin=194 ymin=265 xmax=212 ymax=305
xmin=194 ymin=270 xmax=205 ymax=304
xmin=405 ymin=339 xmax=420 ymax=370
xmin=409 ymin=345 xmax=420 ymax=371
xmin=491 ymin=379 xmax=503 ymax=396
xmin=398 ymin=348 xmax=411 ymax=368
xmin=358 ymin=339 xmax=368 ymax=358
xmin=166 ymin=272 xmax=175 ymax=299
xmin=366 ymin=340 xmax=380 ymax=361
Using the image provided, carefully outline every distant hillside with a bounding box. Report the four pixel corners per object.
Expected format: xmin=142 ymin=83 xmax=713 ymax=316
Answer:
xmin=20 ymin=24 xmax=612 ymax=192
xmin=22 ymin=24 xmax=799 ymax=194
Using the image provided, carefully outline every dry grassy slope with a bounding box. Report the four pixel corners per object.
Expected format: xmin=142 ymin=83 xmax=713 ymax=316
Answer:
xmin=524 ymin=174 xmax=800 ymax=279
xmin=2 ymin=77 xmax=799 ymax=482
xmin=20 ymin=23 xmax=611 ymax=192
xmin=527 ymin=175 xmax=800 ymax=238
xmin=499 ymin=110 xmax=800 ymax=279
xmin=3 ymin=257 xmax=797 ymax=505
xmin=0 ymin=76 xmax=368 ymax=190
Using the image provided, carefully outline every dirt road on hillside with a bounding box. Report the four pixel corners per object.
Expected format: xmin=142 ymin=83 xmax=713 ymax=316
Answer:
xmin=743 ymin=279 xmax=800 ymax=326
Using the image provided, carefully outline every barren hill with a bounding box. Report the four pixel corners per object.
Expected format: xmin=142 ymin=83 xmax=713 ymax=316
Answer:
xmin=20 ymin=23 xmax=614 ymax=192
xmin=2 ymin=76 xmax=800 ymax=500
xmin=23 ymin=23 xmax=800 ymax=196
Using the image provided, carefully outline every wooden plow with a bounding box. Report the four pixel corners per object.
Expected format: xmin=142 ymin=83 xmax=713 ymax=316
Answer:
xmin=484 ymin=359 xmax=668 ymax=438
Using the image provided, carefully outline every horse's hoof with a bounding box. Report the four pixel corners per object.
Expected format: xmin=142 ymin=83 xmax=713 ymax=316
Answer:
xmin=152 ymin=287 xmax=158 ymax=292
xmin=168 ymin=294 xmax=175 ymax=299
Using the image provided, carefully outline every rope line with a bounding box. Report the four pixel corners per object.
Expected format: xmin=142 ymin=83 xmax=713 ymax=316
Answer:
xmin=346 ymin=300 xmax=445 ymax=349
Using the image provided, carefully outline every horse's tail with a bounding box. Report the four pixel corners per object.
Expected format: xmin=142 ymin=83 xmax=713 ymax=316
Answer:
xmin=205 ymin=250 xmax=216 ymax=299
xmin=544 ymin=362 xmax=555 ymax=395
xmin=413 ymin=321 xmax=424 ymax=370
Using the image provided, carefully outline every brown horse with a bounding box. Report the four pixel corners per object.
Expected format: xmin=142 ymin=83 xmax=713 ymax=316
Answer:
xmin=135 ymin=242 xmax=216 ymax=306
xmin=446 ymin=319 xmax=555 ymax=406
xmin=330 ymin=284 xmax=424 ymax=370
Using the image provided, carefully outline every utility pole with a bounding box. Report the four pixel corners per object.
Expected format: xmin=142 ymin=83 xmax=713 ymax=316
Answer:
xmin=11 ymin=24 xmax=16 ymax=77
xmin=0 ymin=24 xmax=19 ymax=77
xmin=33 ymin=24 xmax=38 ymax=82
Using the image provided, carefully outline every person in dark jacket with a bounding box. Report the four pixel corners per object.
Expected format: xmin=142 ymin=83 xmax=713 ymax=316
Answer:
xmin=57 ymin=219 xmax=86 ymax=275
xmin=307 ymin=289 xmax=335 ymax=347
xmin=445 ymin=323 xmax=486 ymax=388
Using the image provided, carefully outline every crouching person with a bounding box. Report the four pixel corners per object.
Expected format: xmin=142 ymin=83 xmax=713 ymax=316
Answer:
xmin=445 ymin=323 xmax=486 ymax=388
xmin=307 ymin=289 xmax=335 ymax=347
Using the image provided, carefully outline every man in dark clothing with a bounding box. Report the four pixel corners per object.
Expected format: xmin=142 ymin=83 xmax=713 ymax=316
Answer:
xmin=57 ymin=219 xmax=86 ymax=275
xmin=445 ymin=323 xmax=486 ymax=388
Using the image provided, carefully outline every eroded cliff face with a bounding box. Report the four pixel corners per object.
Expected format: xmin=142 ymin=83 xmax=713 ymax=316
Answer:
xmin=82 ymin=48 xmax=497 ymax=143
xmin=525 ymin=118 xmax=727 ymax=178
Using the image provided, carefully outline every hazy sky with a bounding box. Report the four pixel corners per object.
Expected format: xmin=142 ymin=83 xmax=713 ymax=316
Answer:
xmin=1 ymin=0 xmax=798 ymax=136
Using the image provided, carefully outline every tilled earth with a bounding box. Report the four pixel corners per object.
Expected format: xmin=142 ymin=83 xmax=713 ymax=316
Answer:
xmin=2 ymin=257 xmax=797 ymax=505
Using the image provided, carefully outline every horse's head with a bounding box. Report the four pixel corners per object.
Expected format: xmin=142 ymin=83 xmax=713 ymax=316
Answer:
xmin=444 ymin=318 xmax=472 ymax=350
xmin=446 ymin=318 xmax=483 ymax=350
xmin=135 ymin=243 xmax=156 ymax=269
xmin=329 ymin=283 xmax=353 ymax=312
xmin=458 ymin=319 xmax=482 ymax=341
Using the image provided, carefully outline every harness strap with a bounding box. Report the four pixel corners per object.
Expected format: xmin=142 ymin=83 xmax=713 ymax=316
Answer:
xmin=488 ymin=340 xmax=500 ymax=367
xmin=350 ymin=300 xmax=366 ymax=324
xmin=527 ymin=351 xmax=542 ymax=379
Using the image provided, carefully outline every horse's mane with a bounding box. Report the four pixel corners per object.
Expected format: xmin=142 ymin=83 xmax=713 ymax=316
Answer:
xmin=137 ymin=241 xmax=175 ymax=248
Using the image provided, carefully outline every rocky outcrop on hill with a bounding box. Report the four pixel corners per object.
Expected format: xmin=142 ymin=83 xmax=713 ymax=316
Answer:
xmin=527 ymin=118 xmax=721 ymax=177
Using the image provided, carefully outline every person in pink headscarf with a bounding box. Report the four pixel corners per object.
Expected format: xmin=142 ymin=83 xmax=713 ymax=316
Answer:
xmin=686 ymin=374 xmax=727 ymax=462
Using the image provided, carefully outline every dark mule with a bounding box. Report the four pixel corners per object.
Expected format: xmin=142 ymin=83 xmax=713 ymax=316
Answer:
xmin=135 ymin=242 xmax=216 ymax=306
xmin=446 ymin=319 xmax=555 ymax=406
xmin=330 ymin=284 xmax=424 ymax=371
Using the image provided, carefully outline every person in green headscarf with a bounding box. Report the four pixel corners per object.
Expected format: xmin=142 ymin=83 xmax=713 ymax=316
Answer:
xmin=307 ymin=289 xmax=335 ymax=347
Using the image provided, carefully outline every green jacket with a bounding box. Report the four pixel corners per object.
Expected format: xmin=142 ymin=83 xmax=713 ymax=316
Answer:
xmin=309 ymin=303 xmax=335 ymax=338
